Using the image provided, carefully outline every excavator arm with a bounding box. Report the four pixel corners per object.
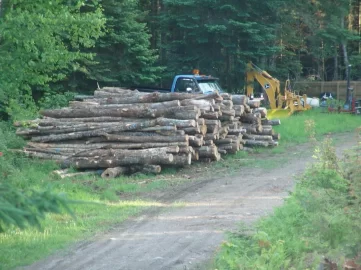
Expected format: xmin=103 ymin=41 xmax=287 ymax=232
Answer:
xmin=246 ymin=62 xmax=283 ymax=110
xmin=245 ymin=62 xmax=311 ymax=118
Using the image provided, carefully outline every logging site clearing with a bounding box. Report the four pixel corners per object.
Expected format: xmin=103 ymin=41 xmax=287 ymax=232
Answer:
xmin=14 ymin=132 xmax=361 ymax=270
xmin=2 ymin=103 xmax=361 ymax=269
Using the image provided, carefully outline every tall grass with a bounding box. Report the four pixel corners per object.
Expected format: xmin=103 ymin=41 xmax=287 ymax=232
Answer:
xmin=274 ymin=109 xmax=361 ymax=143
xmin=215 ymin=137 xmax=361 ymax=269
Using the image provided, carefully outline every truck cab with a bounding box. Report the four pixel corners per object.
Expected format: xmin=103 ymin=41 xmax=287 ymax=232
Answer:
xmin=133 ymin=72 xmax=224 ymax=94
xmin=171 ymin=74 xmax=223 ymax=94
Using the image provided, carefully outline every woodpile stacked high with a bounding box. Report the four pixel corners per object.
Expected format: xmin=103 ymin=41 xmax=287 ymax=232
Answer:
xmin=14 ymin=88 xmax=281 ymax=177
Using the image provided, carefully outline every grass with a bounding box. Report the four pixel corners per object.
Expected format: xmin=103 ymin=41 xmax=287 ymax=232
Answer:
xmin=0 ymin=121 xmax=187 ymax=270
xmin=1 ymin=109 xmax=361 ymax=269
xmin=273 ymin=108 xmax=361 ymax=144
xmin=215 ymin=137 xmax=361 ymax=269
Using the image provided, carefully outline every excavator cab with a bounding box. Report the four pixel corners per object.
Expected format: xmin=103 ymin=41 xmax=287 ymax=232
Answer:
xmin=246 ymin=62 xmax=310 ymax=118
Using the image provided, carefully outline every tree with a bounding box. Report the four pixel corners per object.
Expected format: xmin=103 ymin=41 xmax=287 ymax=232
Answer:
xmin=0 ymin=0 xmax=105 ymax=120
xmin=85 ymin=0 xmax=164 ymax=89
xmin=158 ymin=0 xmax=281 ymax=91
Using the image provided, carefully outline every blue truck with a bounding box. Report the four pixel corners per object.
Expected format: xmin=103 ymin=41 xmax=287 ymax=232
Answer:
xmin=133 ymin=74 xmax=224 ymax=94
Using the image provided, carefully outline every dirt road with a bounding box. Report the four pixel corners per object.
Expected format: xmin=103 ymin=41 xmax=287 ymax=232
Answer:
xmin=23 ymin=134 xmax=356 ymax=270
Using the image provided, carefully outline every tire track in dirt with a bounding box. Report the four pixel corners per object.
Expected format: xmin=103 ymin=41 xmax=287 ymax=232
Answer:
xmin=21 ymin=134 xmax=356 ymax=270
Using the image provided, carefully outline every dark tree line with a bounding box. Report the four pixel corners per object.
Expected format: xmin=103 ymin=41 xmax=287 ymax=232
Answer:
xmin=0 ymin=0 xmax=361 ymax=118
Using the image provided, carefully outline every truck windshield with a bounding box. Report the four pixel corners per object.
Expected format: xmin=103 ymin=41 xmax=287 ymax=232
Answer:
xmin=197 ymin=80 xmax=223 ymax=93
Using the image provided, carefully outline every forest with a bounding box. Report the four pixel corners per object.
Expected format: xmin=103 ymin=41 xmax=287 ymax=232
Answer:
xmin=0 ymin=0 xmax=361 ymax=120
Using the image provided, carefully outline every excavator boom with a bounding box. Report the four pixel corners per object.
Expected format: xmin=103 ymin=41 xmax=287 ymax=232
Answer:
xmin=246 ymin=62 xmax=311 ymax=118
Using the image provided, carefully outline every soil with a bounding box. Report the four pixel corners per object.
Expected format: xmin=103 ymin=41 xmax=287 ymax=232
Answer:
xmin=21 ymin=133 xmax=357 ymax=270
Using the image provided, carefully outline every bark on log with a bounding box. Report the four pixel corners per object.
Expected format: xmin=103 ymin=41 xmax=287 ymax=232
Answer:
xmin=220 ymin=93 xmax=232 ymax=100
xmin=156 ymin=118 xmax=196 ymax=128
xmin=163 ymin=154 xmax=192 ymax=166
xmin=41 ymin=105 xmax=197 ymax=119
xmin=253 ymin=107 xmax=267 ymax=118
xmin=261 ymin=119 xmax=281 ymax=126
xmin=247 ymin=100 xmax=261 ymax=108
xmin=232 ymin=95 xmax=248 ymax=105
xmin=180 ymin=99 xmax=214 ymax=111
xmin=70 ymin=100 xmax=181 ymax=110
xmin=244 ymin=140 xmax=269 ymax=147
xmin=200 ymin=112 xmax=219 ymax=119
xmin=88 ymin=92 xmax=221 ymax=105
xmin=62 ymin=154 xmax=174 ymax=169
xmin=197 ymin=146 xmax=221 ymax=161
xmin=188 ymin=135 xmax=203 ymax=147
xmin=104 ymin=134 xmax=188 ymax=143
xmin=31 ymin=120 xmax=158 ymax=142
xmin=101 ymin=167 xmax=129 ymax=178
xmin=27 ymin=142 xmax=188 ymax=150
xmin=240 ymin=113 xmax=261 ymax=125
xmin=243 ymin=134 xmax=273 ymax=141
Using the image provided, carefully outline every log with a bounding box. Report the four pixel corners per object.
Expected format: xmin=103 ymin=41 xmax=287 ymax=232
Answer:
xmin=243 ymin=134 xmax=273 ymax=141
xmin=232 ymin=95 xmax=248 ymax=105
xmin=31 ymin=120 xmax=158 ymax=142
xmin=197 ymin=146 xmax=221 ymax=161
xmin=104 ymin=134 xmax=188 ymax=143
xmin=200 ymin=112 xmax=219 ymax=119
xmin=244 ymin=140 xmax=269 ymax=147
xmin=204 ymin=140 xmax=214 ymax=146
xmin=220 ymin=93 xmax=232 ymax=100
xmin=129 ymin=165 xmax=162 ymax=174
xmin=233 ymin=105 xmax=245 ymax=116
xmin=253 ymin=107 xmax=267 ymax=118
xmin=221 ymin=110 xmax=236 ymax=117
xmin=268 ymin=141 xmax=279 ymax=147
xmin=27 ymin=142 xmax=189 ymax=150
xmin=179 ymin=127 xmax=200 ymax=135
xmin=89 ymin=92 xmax=222 ymax=105
xmin=240 ymin=113 xmax=261 ymax=125
xmin=219 ymin=115 xmax=234 ymax=122
xmin=188 ymin=135 xmax=203 ymax=147
xmin=70 ymin=100 xmax=181 ymax=110
xmin=244 ymin=104 xmax=252 ymax=113
xmin=40 ymin=106 xmax=198 ymax=119
xmin=180 ymin=99 xmax=214 ymax=111
xmin=261 ymin=119 xmax=281 ymax=126
xmin=247 ymin=100 xmax=261 ymax=108
xmin=62 ymin=153 xmax=174 ymax=169
xmin=156 ymin=118 xmax=196 ymax=128
xmin=73 ymin=146 xmax=179 ymax=158
xmin=101 ymin=167 xmax=129 ymax=178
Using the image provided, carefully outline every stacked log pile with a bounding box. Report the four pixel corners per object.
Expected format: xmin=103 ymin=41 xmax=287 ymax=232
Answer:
xmin=14 ymin=88 xmax=281 ymax=177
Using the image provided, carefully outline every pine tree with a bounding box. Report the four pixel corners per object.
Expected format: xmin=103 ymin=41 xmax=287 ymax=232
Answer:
xmin=86 ymin=0 xmax=164 ymax=89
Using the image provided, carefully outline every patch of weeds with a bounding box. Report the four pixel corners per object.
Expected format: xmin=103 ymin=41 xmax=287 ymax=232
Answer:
xmin=215 ymin=123 xmax=361 ymax=269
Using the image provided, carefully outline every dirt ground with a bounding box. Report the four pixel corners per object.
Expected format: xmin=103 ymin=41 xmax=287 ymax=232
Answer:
xmin=22 ymin=134 xmax=357 ymax=270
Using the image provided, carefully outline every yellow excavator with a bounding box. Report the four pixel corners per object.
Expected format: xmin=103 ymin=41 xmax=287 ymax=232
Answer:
xmin=246 ymin=62 xmax=311 ymax=118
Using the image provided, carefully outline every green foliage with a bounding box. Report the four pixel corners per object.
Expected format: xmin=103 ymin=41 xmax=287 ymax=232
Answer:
xmin=216 ymin=136 xmax=361 ymax=269
xmin=0 ymin=183 xmax=73 ymax=233
xmin=86 ymin=0 xmax=164 ymax=88
xmin=38 ymin=91 xmax=76 ymax=110
xmin=0 ymin=0 xmax=105 ymax=119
